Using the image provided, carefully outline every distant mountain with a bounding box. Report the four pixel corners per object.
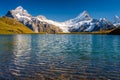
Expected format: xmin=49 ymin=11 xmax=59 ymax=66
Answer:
xmin=0 ymin=17 xmax=34 ymax=34
xmin=113 ymin=15 xmax=120 ymax=27
xmin=35 ymin=10 xmax=115 ymax=32
xmin=65 ymin=10 xmax=92 ymax=25
xmin=5 ymin=6 xmax=116 ymax=33
xmin=67 ymin=11 xmax=115 ymax=32
xmin=5 ymin=6 xmax=63 ymax=33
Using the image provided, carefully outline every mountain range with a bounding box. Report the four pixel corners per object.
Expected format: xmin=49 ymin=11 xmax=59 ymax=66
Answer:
xmin=4 ymin=6 xmax=120 ymax=33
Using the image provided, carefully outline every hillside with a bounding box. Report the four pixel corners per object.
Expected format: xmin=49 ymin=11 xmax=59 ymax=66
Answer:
xmin=109 ymin=26 xmax=120 ymax=34
xmin=57 ymin=28 xmax=120 ymax=34
xmin=0 ymin=17 xmax=34 ymax=34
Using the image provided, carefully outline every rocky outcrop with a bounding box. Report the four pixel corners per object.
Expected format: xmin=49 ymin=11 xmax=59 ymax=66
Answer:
xmin=109 ymin=26 xmax=120 ymax=35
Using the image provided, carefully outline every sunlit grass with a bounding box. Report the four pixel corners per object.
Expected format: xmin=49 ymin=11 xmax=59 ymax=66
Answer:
xmin=57 ymin=29 xmax=118 ymax=34
xmin=0 ymin=17 xmax=34 ymax=34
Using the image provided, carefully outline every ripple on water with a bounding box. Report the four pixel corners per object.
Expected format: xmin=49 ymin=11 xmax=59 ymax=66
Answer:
xmin=0 ymin=34 xmax=120 ymax=80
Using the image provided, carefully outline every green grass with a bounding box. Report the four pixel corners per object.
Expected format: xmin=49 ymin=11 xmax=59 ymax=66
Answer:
xmin=0 ymin=17 xmax=34 ymax=34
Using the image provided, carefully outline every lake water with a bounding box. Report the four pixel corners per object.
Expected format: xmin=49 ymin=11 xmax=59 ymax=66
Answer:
xmin=0 ymin=34 xmax=120 ymax=80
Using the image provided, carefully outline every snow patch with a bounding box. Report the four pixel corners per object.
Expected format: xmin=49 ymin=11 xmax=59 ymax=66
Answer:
xmin=85 ymin=23 xmax=95 ymax=32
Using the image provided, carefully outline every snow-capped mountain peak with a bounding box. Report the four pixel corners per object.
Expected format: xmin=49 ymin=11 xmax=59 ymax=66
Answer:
xmin=114 ymin=15 xmax=120 ymax=23
xmin=6 ymin=6 xmax=32 ymax=21
xmin=64 ymin=10 xmax=92 ymax=26
xmin=99 ymin=18 xmax=108 ymax=22
xmin=76 ymin=10 xmax=92 ymax=20
xmin=36 ymin=15 xmax=47 ymax=20
xmin=14 ymin=6 xmax=28 ymax=13
xmin=115 ymin=15 xmax=120 ymax=19
xmin=113 ymin=15 xmax=120 ymax=27
xmin=15 ymin=6 xmax=24 ymax=10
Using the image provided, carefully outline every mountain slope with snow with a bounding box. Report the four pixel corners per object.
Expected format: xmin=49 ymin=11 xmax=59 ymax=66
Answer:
xmin=66 ymin=11 xmax=115 ymax=32
xmin=113 ymin=15 xmax=120 ymax=27
xmin=6 ymin=6 xmax=63 ymax=33
xmin=5 ymin=6 xmax=116 ymax=33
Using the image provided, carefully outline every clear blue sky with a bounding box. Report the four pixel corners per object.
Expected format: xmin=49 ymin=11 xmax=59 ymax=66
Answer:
xmin=0 ymin=0 xmax=120 ymax=21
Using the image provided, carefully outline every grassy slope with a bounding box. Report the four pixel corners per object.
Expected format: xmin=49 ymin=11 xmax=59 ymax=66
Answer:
xmin=109 ymin=26 xmax=120 ymax=35
xmin=0 ymin=17 xmax=34 ymax=34
xmin=57 ymin=30 xmax=113 ymax=34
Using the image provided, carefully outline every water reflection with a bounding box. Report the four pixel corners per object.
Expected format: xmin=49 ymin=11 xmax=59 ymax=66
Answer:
xmin=11 ymin=35 xmax=32 ymax=77
xmin=0 ymin=34 xmax=119 ymax=80
xmin=13 ymin=35 xmax=31 ymax=57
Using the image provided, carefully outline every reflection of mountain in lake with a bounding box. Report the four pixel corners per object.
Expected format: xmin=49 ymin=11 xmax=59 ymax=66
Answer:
xmin=11 ymin=35 xmax=32 ymax=76
xmin=0 ymin=34 xmax=120 ymax=79
xmin=13 ymin=35 xmax=32 ymax=56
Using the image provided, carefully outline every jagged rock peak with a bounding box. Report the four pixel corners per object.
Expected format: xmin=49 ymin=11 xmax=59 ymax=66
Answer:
xmin=76 ymin=10 xmax=92 ymax=20
xmin=15 ymin=6 xmax=24 ymax=10
xmin=115 ymin=15 xmax=120 ymax=19
xmin=99 ymin=18 xmax=107 ymax=21
xmin=36 ymin=15 xmax=47 ymax=20
xmin=114 ymin=15 xmax=120 ymax=22
xmin=14 ymin=6 xmax=28 ymax=13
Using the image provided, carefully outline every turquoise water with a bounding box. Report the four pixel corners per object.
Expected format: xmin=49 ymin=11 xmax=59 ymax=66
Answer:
xmin=0 ymin=34 xmax=120 ymax=80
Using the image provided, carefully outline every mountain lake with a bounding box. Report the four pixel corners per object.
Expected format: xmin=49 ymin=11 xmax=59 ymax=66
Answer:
xmin=0 ymin=34 xmax=120 ymax=80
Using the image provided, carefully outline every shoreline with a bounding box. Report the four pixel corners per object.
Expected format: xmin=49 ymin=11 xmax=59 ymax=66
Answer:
xmin=0 ymin=28 xmax=120 ymax=35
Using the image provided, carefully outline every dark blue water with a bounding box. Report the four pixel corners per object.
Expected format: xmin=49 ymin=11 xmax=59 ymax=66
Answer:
xmin=0 ymin=34 xmax=120 ymax=80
